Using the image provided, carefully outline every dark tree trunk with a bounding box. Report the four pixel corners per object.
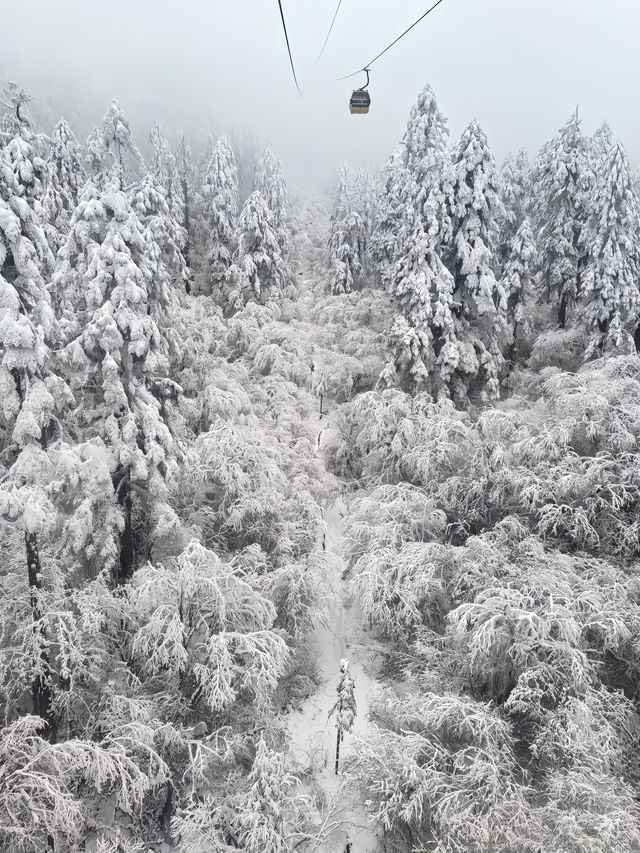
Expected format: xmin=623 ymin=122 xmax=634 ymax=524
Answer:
xmin=558 ymin=294 xmax=567 ymax=329
xmin=160 ymin=782 xmax=174 ymax=836
xmin=113 ymin=466 xmax=136 ymax=585
xmin=181 ymin=174 xmax=191 ymax=295
xmin=430 ymin=324 xmax=445 ymax=358
xmin=634 ymin=325 xmax=640 ymax=353
xmin=335 ymin=728 xmax=342 ymax=775
xmin=26 ymin=531 xmax=54 ymax=739
xmin=507 ymin=321 xmax=519 ymax=368
xmin=319 ymin=393 xmax=324 ymax=419
xmin=598 ymin=318 xmax=609 ymax=355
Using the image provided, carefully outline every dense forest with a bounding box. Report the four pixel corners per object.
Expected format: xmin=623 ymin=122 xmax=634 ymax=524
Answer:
xmin=1 ymin=73 xmax=640 ymax=853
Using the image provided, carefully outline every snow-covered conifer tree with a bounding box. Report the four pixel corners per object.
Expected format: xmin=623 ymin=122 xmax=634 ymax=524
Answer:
xmin=225 ymin=190 xmax=290 ymax=311
xmin=501 ymin=218 xmax=537 ymax=363
xmin=580 ymin=141 xmax=640 ymax=357
xmin=0 ymin=112 xmax=67 ymax=734
xmin=535 ymin=110 xmax=594 ymax=328
xmin=0 ymin=83 xmax=50 ymax=230
xmin=372 ymin=85 xmax=452 ymax=288
xmin=201 ymin=134 xmax=239 ymax=295
xmin=54 ymin=169 xmax=180 ymax=583
xmin=95 ymin=99 xmax=144 ymax=182
xmin=328 ymin=210 xmax=366 ymax=295
xmin=329 ymin=165 xmax=352 ymax=234
xmin=85 ymin=123 xmax=107 ymax=176
xmin=353 ymin=167 xmax=378 ymax=238
xmin=175 ymin=132 xmax=200 ymax=276
xmin=254 ymin=146 xmax=288 ymax=231
xmin=370 ymin=149 xmax=410 ymax=287
xmin=44 ymin=117 xmax=86 ymax=248
xmin=590 ymin=121 xmax=614 ymax=171
xmin=384 ymin=223 xmax=460 ymax=396
xmin=401 ymin=84 xmax=453 ymax=248
xmin=447 ymin=120 xmax=508 ymax=401
xmin=148 ymin=122 xmax=183 ymax=226
xmin=327 ymin=166 xmax=369 ymax=294
xmin=330 ymin=658 xmax=356 ymax=773
xmin=497 ymin=149 xmax=530 ymax=266
xmin=131 ymin=170 xmax=189 ymax=300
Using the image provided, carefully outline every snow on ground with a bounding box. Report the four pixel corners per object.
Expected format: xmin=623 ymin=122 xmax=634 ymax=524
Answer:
xmin=283 ymin=247 xmax=385 ymax=852
xmin=287 ymin=473 xmax=384 ymax=852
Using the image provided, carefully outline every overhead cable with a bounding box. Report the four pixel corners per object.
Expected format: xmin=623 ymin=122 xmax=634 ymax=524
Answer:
xmin=335 ymin=0 xmax=448 ymax=81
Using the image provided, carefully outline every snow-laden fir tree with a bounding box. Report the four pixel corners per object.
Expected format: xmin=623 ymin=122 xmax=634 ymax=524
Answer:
xmin=44 ymin=117 xmax=86 ymax=249
xmin=329 ymin=658 xmax=356 ymax=774
xmin=0 ymin=83 xmax=50 ymax=231
xmin=353 ymin=167 xmax=378 ymax=238
xmin=225 ymin=190 xmax=290 ymax=311
xmin=372 ymin=85 xmax=452 ymax=289
xmin=330 ymin=164 xmax=377 ymax=239
xmin=131 ymin=170 xmax=189 ymax=302
xmin=535 ymin=109 xmax=594 ymax=328
xmin=590 ymin=121 xmax=614 ymax=171
xmin=254 ymin=146 xmax=288 ymax=231
xmin=0 ymin=108 xmax=70 ymax=736
xmin=383 ymin=222 xmax=461 ymax=396
xmin=148 ymin=122 xmax=183 ymax=227
xmin=328 ymin=211 xmax=366 ymax=295
xmin=400 ymin=84 xmax=453 ymax=248
xmin=447 ymin=120 xmax=508 ymax=401
xmin=580 ymin=141 xmax=640 ymax=357
xmin=370 ymin=149 xmax=410 ymax=287
xmin=501 ymin=217 xmax=537 ymax=363
xmin=85 ymin=123 xmax=107 ymax=175
xmin=91 ymin=99 xmax=144 ymax=184
xmin=201 ymin=134 xmax=239 ymax=296
xmin=54 ymin=168 xmax=180 ymax=584
xmin=327 ymin=165 xmax=370 ymax=294
xmin=175 ymin=132 xmax=200 ymax=275
xmin=328 ymin=165 xmax=352 ymax=235
xmin=497 ymin=149 xmax=530 ymax=267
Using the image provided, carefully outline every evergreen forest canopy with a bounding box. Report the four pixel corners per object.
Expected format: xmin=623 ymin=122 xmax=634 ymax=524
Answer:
xmin=1 ymin=75 xmax=640 ymax=853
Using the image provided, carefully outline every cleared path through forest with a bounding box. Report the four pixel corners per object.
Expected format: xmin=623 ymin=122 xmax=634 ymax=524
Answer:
xmin=287 ymin=417 xmax=383 ymax=853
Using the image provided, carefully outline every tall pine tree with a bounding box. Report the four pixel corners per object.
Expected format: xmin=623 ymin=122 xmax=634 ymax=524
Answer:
xmin=535 ymin=110 xmax=593 ymax=328
xmin=201 ymin=135 xmax=239 ymax=296
xmin=497 ymin=149 xmax=530 ymax=268
xmin=0 ymin=86 xmax=66 ymax=736
xmin=447 ymin=121 xmax=508 ymax=401
xmin=401 ymin=84 xmax=453 ymax=248
xmin=225 ymin=191 xmax=290 ymax=311
xmin=54 ymin=168 xmax=180 ymax=584
xmin=581 ymin=141 xmax=640 ymax=357
xmin=384 ymin=221 xmax=459 ymax=396
xmin=44 ymin=117 xmax=86 ymax=250
xmin=254 ymin=146 xmax=288 ymax=231
xmin=501 ymin=218 xmax=537 ymax=363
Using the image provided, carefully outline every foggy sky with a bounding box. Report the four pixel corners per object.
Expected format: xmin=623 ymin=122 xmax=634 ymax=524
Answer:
xmin=1 ymin=0 xmax=638 ymax=192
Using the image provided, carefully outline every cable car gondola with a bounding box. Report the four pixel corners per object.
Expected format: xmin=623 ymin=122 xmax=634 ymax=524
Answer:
xmin=349 ymin=68 xmax=371 ymax=114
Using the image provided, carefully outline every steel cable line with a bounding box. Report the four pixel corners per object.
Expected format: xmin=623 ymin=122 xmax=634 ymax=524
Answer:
xmin=336 ymin=0 xmax=448 ymax=81
xmin=276 ymin=0 xmax=300 ymax=90
xmin=317 ymin=0 xmax=344 ymax=61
